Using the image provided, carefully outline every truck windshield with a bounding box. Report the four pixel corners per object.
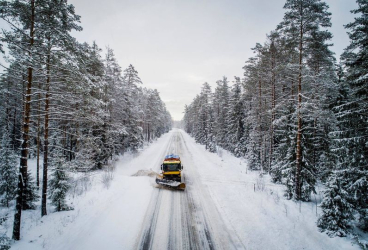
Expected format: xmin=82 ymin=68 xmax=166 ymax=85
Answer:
xmin=164 ymin=164 xmax=180 ymax=171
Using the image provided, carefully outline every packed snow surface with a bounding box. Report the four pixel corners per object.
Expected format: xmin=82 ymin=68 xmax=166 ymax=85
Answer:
xmin=11 ymin=129 xmax=358 ymax=250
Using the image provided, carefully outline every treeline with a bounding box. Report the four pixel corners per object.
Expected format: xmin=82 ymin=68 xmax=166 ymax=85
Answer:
xmin=0 ymin=0 xmax=172 ymax=241
xmin=183 ymin=0 xmax=367 ymax=241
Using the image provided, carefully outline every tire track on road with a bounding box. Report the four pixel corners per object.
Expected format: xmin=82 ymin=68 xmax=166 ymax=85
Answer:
xmin=178 ymin=130 xmax=245 ymax=250
xmin=137 ymin=135 xmax=175 ymax=250
xmin=138 ymin=130 xmax=241 ymax=250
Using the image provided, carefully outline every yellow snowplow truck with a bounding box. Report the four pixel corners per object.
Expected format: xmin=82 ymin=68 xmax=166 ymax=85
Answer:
xmin=155 ymin=154 xmax=185 ymax=190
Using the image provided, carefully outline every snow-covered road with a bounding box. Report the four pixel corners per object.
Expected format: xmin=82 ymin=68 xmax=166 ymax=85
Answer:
xmin=136 ymin=131 xmax=243 ymax=250
xmin=12 ymin=129 xmax=358 ymax=250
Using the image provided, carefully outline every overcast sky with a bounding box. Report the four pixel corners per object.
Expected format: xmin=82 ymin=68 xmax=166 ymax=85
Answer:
xmin=1 ymin=0 xmax=359 ymax=120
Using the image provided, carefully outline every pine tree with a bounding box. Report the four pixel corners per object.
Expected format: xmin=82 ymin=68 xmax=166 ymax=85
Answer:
xmin=0 ymin=130 xmax=18 ymax=208
xmin=276 ymin=0 xmax=332 ymax=200
xmin=0 ymin=0 xmax=37 ymax=239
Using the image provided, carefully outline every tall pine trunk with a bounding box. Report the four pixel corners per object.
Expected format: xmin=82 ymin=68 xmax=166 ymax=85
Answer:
xmin=148 ymin=123 xmax=150 ymax=142
xmin=5 ymin=79 xmax=10 ymax=131
xmin=36 ymin=81 xmax=41 ymax=187
xmin=295 ymin=6 xmax=304 ymax=200
xmin=13 ymin=0 xmax=35 ymax=240
xmin=42 ymin=39 xmax=51 ymax=217
xmin=258 ymin=78 xmax=263 ymax=172
xmin=270 ymin=42 xmax=276 ymax=171
xmin=12 ymin=100 xmax=17 ymax=148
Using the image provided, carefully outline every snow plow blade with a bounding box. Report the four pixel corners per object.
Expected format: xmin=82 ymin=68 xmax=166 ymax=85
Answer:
xmin=155 ymin=177 xmax=186 ymax=190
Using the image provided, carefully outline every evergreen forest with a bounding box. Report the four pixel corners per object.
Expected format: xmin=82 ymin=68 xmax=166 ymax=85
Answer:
xmin=183 ymin=0 xmax=367 ymax=241
xmin=0 ymin=0 xmax=172 ymax=242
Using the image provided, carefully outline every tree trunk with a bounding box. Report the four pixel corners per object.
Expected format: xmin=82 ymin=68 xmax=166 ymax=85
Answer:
xmin=75 ymin=102 xmax=79 ymax=154
xmin=42 ymin=40 xmax=51 ymax=217
xmin=37 ymin=81 xmax=41 ymax=187
xmin=69 ymin=133 xmax=73 ymax=161
xmin=258 ymin=78 xmax=263 ymax=172
xmin=13 ymin=0 xmax=35 ymax=241
xmin=12 ymin=98 xmax=17 ymax=148
xmin=270 ymin=43 xmax=276 ymax=171
xmin=148 ymin=123 xmax=150 ymax=142
xmin=295 ymin=7 xmax=304 ymax=200
xmin=63 ymin=126 xmax=67 ymax=158
xmin=5 ymin=79 xmax=10 ymax=131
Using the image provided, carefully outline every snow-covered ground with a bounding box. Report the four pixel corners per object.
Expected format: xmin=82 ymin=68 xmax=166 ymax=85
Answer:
xmin=9 ymin=129 xmax=359 ymax=250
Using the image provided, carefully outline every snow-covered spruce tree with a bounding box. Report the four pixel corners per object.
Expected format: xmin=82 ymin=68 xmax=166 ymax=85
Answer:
xmin=78 ymin=41 xmax=108 ymax=169
xmin=122 ymin=64 xmax=144 ymax=152
xmin=339 ymin=0 xmax=368 ymax=231
xmin=21 ymin=170 xmax=39 ymax=210
xmin=137 ymin=88 xmax=148 ymax=142
xmin=196 ymin=82 xmax=216 ymax=152
xmin=275 ymin=0 xmax=333 ymax=201
xmin=183 ymin=102 xmax=197 ymax=136
xmin=104 ymin=47 xmax=124 ymax=156
xmin=300 ymin=22 xmax=338 ymax=186
xmin=269 ymin=29 xmax=299 ymax=184
xmin=227 ymin=77 xmax=245 ymax=157
xmin=0 ymin=235 xmax=11 ymax=250
xmin=183 ymin=105 xmax=192 ymax=134
xmin=0 ymin=130 xmax=18 ymax=208
xmin=184 ymin=95 xmax=202 ymax=142
xmin=319 ymin=0 xmax=368 ymax=235
xmin=49 ymin=156 xmax=72 ymax=212
xmin=243 ymin=44 xmax=270 ymax=171
xmin=196 ymin=84 xmax=209 ymax=145
xmin=189 ymin=95 xmax=200 ymax=142
xmin=317 ymin=173 xmax=354 ymax=237
xmin=146 ymin=89 xmax=172 ymax=139
xmin=206 ymin=104 xmax=216 ymax=153
xmin=272 ymin=100 xmax=298 ymax=197
xmin=213 ymin=77 xmax=230 ymax=150
xmin=145 ymin=89 xmax=163 ymax=142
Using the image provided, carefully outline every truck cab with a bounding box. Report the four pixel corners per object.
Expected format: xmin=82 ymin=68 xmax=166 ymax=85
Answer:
xmin=161 ymin=154 xmax=183 ymax=182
